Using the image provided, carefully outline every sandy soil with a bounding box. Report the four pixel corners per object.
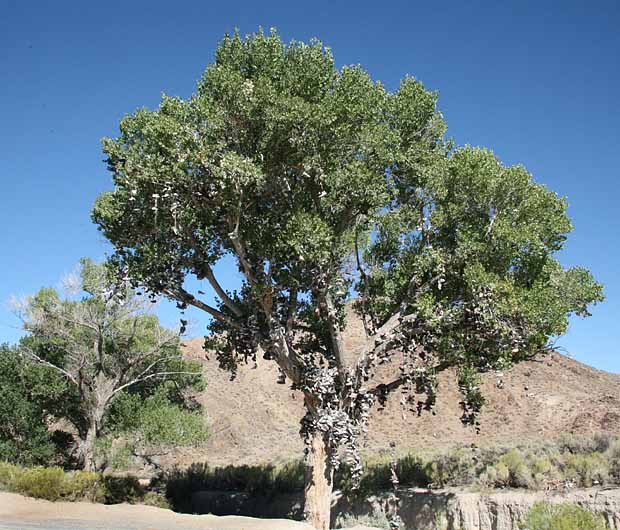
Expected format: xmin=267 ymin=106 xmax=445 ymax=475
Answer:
xmin=0 ymin=492 xmax=313 ymax=530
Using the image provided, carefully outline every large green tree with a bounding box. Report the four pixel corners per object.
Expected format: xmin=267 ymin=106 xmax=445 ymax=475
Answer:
xmin=93 ymin=30 xmax=603 ymax=529
xmin=14 ymin=259 xmax=207 ymax=471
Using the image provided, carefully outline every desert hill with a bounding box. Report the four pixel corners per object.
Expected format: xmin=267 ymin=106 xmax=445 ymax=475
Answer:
xmin=176 ymin=312 xmax=620 ymax=467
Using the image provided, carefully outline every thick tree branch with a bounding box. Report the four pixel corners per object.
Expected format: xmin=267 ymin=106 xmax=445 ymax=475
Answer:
xmin=354 ymin=226 xmax=373 ymax=337
xmin=322 ymin=292 xmax=346 ymax=373
xmin=163 ymin=286 xmax=240 ymax=329
xmin=228 ymin=226 xmax=276 ymax=319
xmin=354 ymin=310 xmax=403 ymax=375
xmin=364 ymin=360 xmax=452 ymax=399
xmin=286 ymin=286 xmax=298 ymax=334
xmin=265 ymin=329 xmax=303 ymax=385
xmin=227 ymin=215 xmax=261 ymax=288
xmin=201 ymin=262 xmax=244 ymax=317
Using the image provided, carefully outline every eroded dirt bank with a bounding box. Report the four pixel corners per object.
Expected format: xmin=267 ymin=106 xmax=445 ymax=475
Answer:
xmin=348 ymin=487 xmax=620 ymax=530
xmin=188 ymin=486 xmax=620 ymax=530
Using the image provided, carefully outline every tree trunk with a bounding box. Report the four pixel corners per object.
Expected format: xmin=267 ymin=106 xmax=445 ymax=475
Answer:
xmin=304 ymin=430 xmax=334 ymax=530
xmin=81 ymin=423 xmax=98 ymax=471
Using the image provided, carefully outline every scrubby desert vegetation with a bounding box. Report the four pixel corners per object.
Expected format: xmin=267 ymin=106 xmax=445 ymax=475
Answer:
xmin=519 ymin=502 xmax=610 ymax=530
xmin=158 ymin=434 xmax=620 ymax=508
xmin=0 ymin=461 xmax=168 ymax=507
xmin=2 ymin=434 xmax=617 ymax=530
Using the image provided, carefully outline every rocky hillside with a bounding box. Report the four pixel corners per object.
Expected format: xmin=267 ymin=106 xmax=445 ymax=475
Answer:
xmin=176 ymin=311 xmax=620 ymax=467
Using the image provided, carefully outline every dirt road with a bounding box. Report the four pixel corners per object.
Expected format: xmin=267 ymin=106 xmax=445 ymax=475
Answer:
xmin=0 ymin=492 xmax=313 ymax=530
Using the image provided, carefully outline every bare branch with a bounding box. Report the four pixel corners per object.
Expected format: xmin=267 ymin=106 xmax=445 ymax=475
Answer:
xmin=112 ymin=370 xmax=200 ymax=397
xmin=21 ymin=346 xmax=79 ymax=386
xmin=115 ymin=330 xmax=179 ymax=386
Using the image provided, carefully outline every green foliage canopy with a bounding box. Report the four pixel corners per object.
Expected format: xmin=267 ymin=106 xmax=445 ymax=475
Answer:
xmin=92 ymin=29 xmax=602 ymax=483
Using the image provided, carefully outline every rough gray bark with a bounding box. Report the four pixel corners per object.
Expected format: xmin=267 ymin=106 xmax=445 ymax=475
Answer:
xmin=303 ymin=431 xmax=334 ymax=530
xmin=80 ymin=423 xmax=99 ymax=472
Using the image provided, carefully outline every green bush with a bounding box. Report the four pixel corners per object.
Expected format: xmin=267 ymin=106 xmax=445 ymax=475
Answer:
xmin=498 ymin=449 xmax=534 ymax=488
xmin=469 ymin=438 xmax=620 ymax=491
xmin=563 ymin=453 xmax=608 ymax=487
xmin=530 ymin=455 xmax=561 ymax=489
xmin=426 ymin=448 xmax=478 ymax=488
xmin=160 ymin=435 xmax=620 ymax=505
xmin=10 ymin=435 xmax=611 ymax=512
xmin=557 ymin=434 xmax=611 ymax=455
xmin=519 ymin=502 xmax=608 ymax=530
xmin=606 ymin=439 xmax=620 ymax=482
xmin=0 ymin=461 xmax=152 ymax=506
xmin=0 ymin=344 xmax=67 ymax=466
xmin=12 ymin=466 xmax=67 ymax=500
xmin=141 ymin=490 xmax=170 ymax=509
xmin=0 ymin=461 xmax=19 ymax=488
xmin=335 ymin=509 xmax=391 ymax=529
xmin=107 ymin=387 xmax=209 ymax=471
xmin=8 ymin=466 xmax=105 ymax=502
xmin=273 ymin=461 xmax=305 ymax=493
xmin=161 ymin=460 xmax=307 ymax=511
xmin=64 ymin=471 xmax=105 ymax=502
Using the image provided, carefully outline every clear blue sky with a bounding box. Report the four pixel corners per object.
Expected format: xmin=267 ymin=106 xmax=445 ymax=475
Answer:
xmin=1 ymin=1 xmax=618 ymax=372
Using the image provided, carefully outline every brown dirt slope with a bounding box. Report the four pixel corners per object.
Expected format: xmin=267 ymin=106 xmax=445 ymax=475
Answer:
xmin=177 ymin=312 xmax=620 ymax=467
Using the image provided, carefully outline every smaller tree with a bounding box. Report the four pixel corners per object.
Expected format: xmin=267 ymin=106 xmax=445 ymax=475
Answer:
xmin=0 ymin=343 xmax=66 ymax=465
xmin=13 ymin=258 xmax=206 ymax=471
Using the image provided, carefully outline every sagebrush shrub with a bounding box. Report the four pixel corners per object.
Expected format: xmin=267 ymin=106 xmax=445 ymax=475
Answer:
xmin=519 ymin=502 xmax=608 ymax=530
xmin=0 ymin=461 xmax=18 ymax=488
xmin=12 ymin=466 xmax=67 ymax=501
xmin=66 ymin=471 xmax=105 ymax=502
xmin=426 ymin=448 xmax=478 ymax=488
xmin=605 ymin=439 xmax=620 ymax=482
xmin=499 ymin=449 xmax=534 ymax=488
xmin=563 ymin=453 xmax=608 ymax=487
xmin=0 ymin=461 xmax=150 ymax=505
